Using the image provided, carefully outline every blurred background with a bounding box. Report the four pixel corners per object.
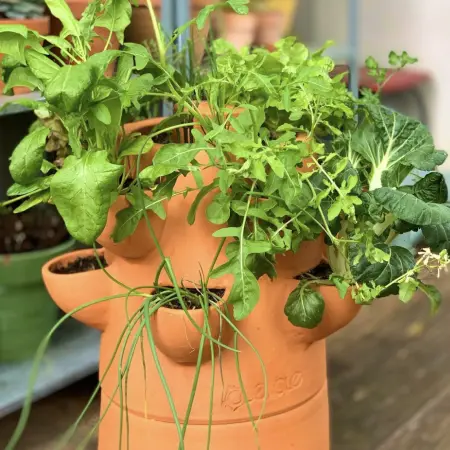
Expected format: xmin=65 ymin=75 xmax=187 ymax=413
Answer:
xmin=1 ymin=1 xmax=450 ymax=449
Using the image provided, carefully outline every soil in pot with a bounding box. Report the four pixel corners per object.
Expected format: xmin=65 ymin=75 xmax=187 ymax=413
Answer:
xmin=295 ymin=262 xmax=332 ymax=281
xmin=51 ymin=255 xmax=108 ymax=274
xmin=155 ymin=287 xmax=225 ymax=310
xmin=0 ymin=205 xmax=69 ymax=254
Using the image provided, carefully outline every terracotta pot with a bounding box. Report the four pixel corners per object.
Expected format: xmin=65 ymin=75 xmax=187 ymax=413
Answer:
xmin=0 ymin=17 xmax=50 ymax=95
xmin=125 ymin=0 xmax=214 ymax=64
xmin=41 ymin=139 xmax=360 ymax=448
xmin=152 ymin=292 xmax=231 ymax=364
xmin=51 ymin=0 xmax=119 ymax=75
xmin=219 ymin=12 xmax=257 ymax=49
xmin=42 ymin=248 xmax=111 ymax=330
xmin=96 ymin=191 xmax=166 ymax=260
xmin=123 ymin=117 xmax=165 ymax=177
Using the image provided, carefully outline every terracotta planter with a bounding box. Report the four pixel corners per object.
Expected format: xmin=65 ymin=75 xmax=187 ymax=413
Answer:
xmin=0 ymin=17 xmax=50 ymax=95
xmin=96 ymin=191 xmax=166 ymax=260
xmin=42 ymin=143 xmax=360 ymax=448
xmin=219 ymin=12 xmax=257 ymax=49
xmin=125 ymin=0 xmax=214 ymax=64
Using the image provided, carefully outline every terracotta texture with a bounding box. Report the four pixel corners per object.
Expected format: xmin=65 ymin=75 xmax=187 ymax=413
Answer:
xmin=43 ymin=142 xmax=360 ymax=449
xmin=0 ymin=17 xmax=50 ymax=95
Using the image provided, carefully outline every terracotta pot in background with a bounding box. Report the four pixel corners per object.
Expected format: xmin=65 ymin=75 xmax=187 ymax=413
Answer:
xmin=218 ymin=12 xmax=257 ymax=49
xmin=125 ymin=0 xmax=214 ymax=64
xmin=0 ymin=17 xmax=50 ymax=95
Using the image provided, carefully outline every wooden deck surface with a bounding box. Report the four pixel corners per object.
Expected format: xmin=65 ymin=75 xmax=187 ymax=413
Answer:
xmin=1 ymin=275 xmax=450 ymax=449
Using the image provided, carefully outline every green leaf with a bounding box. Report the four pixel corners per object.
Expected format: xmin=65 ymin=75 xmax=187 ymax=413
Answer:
xmin=196 ymin=5 xmax=216 ymax=29
xmin=111 ymin=205 xmax=140 ymax=243
xmin=209 ymin=257 xmax=237 ymax=279
xmin=25 ymin=49 xmax=60 ymax=84
xmin=46 ymin=0 xmax=80 ymax=37
xmin=61 ymin=115 xmax=83 ymax=158
xmin=123 ymin=74 xmax=155 ymax=108
xmin=374 ymin=188 xmax=450 ymax=225
xmin=284 ymin=283 xmax=325 ymax=328
xmin=349 ymin=244 xmax=415 ymax=295
xmin=123 ymin=43 xmax=150 ymax=70
xmin=422 ymin=223 xmax=450 ymax=253
xmin=330 ymin=275 xmax=349 ymax=299
xmin=95 ymin=0 xmax=132 ymax=44
xmin=187 ymin=181 xmax=218 ymax=225
xmin=212 ymin=227 xmax=241 ymax=238
xmin=227 ymin=0 xmax=250 ymax=14
xmin=354 ymin=105 xmax=442 ymax=190
xmin=3 ymin=67 xmax=44 ymax=92
xmin=119 ymin=135 xmax=154 ymax=158
xmin=418 ymin=282 xmax=442 ymax=314
xmin=50 ymin=151 xmax=122 ymax=244
xmin=7 ymin=177 xmax=51 ymax=197
xmin=45 ymin=64 xmax=95 ymax=112
xmin=153 ymin=143 xmax=199 ymax=167
xmin=413 ymin=172 xmax=448 ymax=203
xmin=88 ymin=50 xmax=122 ymax=77
xmin=228 ymin=268 xmax=260 ymax=320
xmin=9 ymin=127 xmax=49 ymax=184
xmin=399 ymin=279 xmax=418 ymax=303
xmin=206 ymin=193 xmax=231 ymax=225
xmin=266 ymin=155 xmax=285 ymax=178
xmin=0 ymin=28 xmax=28 ymax=63
xmin=115 ymin=53 xmax=134 ymax=84
xmin=14 ymin=190 xmax=50 ymax=213
xmin=92 ymin=103 xmax=111 ymax=125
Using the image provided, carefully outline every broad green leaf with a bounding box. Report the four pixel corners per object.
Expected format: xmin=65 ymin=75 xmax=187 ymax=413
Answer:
xmin=246 ymin=253 xmax=277 ymax=280
xmin=206 ymin=193 xmax=231 ymax=225
xmin=139 ymin=164 xmax=181 ymax=184
xmin=266 ymin=155 xmax=285 ymax=178
xmin=9 ymin=127 xmax=49 ymax=184
xmin=44 ymin=35 xmax=73 ymax=52
xmin=244 ymin=240 xmax=272 ymax=254
xmin=284 ymin=283 xmax=325 ymax=328
xmin=95 ymin=0 xmax=132 ymax=44
xmin=251 ymin=159 xmax=267 ymax=182
xmin=123 ymin=74 xmax=155 ymax=108
xmin=50 ymin=151 xmax=122 ymax=244
xmin=212 ymin=227 xmax=241 ymax=238
xmin=153 ymin=143 xmax=199 ymax=167
xmin=187 ymin=181 xmax=218 ymax=225
xmin=112 ymin=205 xmax=140 ymax=243
xmin=196 ymin=5 xmax=216 ymax=29
xmin=119 ymin=136 xmax=154 ymax=158
xmin=79 ymin=0 xmax=102 ymax=40
xmin=4 ymin=67 xmax=44 ymax=92
xmin=399 ymin=280 xmax=418 ymax=303
xmin=92 ymin=103 xmax=111 ymax=125
xmin=422 ymin=223 xmax=450 ymax=253
xmin=0 ymin=32 xmax=26 ymax=63
xmin=418 ymin=282 xmax=442 ymax=314
xmin=88 ymin=50 xmax=122 ymax=77
xmin=209 ymin=257 xmax=237 ymax=279
xmin=228 ymin=268 xmax=260 ymax=320
xmin=226 ymin=0 xmax=250 ymax=14
xmin=46 ymin=0 xmax=80 ymax=37
xmin=0 ymin=24 xmax=28 ymax=37
xmin=25 ymin=49 xmax=60 ymax=83
xmin=7 ymin=177 xmax=51 ymax=197
xmin=354 ymin=105 xmax=442 ymax=190
xmin=61 ymin=115 xmax=83 ymax=158
xmin=14 ymin=190 xmax=50 ymax=213
xmin=349 ymin=244 xmax=415 ymax=296
xmin=115 ymin=53 xmax=134 ymax=85
xmin=374 ymin=188 xmax=450 ymax=225
xmin=413 ymin=172 xmax=448 ymax=203
xmin=123 ymin=43 xmax=150 ymax=70
xmin=45 ymin=64 xmax=95 ymax=112
xmin=41 ymin=160 xmax=56 ymax=174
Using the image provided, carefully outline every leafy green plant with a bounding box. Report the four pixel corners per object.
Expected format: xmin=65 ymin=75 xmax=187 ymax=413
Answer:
xmin=2 ymin=0 xmax=450 ymax=448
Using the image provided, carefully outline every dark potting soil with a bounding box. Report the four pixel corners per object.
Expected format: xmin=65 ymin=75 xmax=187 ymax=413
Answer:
xmin=0 ymin=205 xmax=69 ymax=254
xmin=295 ymin=262 xmax=332 ymax=281
xmin=156 ymin=288 xmax=225 ymax=310
xmin=52 ymin=255 xmax=108 ymax=274
xmin=153 ymin=132 xmax=171 ymax=145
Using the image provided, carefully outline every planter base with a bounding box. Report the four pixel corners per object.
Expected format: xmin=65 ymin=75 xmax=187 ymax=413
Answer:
xmin=98 ymin=378 xmax=329 ymax=450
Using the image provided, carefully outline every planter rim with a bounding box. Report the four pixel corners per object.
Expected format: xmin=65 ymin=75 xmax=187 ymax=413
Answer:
xmin=1 ymin=238 xmax=75 ymax=265
xmin=42 ymin=247 xmax=106 ymax=277
xmin=124 ymin=116 xmax=165 ymax=135
xmin=0 ymin=17 xmax=50 ymax=26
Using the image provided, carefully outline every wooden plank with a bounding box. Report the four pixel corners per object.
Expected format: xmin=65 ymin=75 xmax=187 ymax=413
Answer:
xmin=328 ymin=274 xmax=450 ymax=450
xmin=377 ymin=384 xmax=450 ymax=450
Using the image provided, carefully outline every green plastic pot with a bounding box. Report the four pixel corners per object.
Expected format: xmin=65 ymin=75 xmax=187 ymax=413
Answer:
xmin=0 ymin=239 xmax=75 ymax=362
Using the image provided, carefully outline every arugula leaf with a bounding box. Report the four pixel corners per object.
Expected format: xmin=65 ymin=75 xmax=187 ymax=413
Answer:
xmin=227 ymin=268 xmax=260 ymax=320
xmin=284 ymin=283 xmax=325 ymax=328
xmin=153 ymin=143 xmax=200 ymax=167
xmin=50 ymin=151 xmax=122 ymax=244
xmin=9 ymin=127 xmax=49 ymax=184
xmin=95 ymin=0 xmax=132 ymax=44
xmin=187 ymin=181 xmax=218 ymax=225
xmin=119 ymin=135 xmax=154 ymax=158
xmin=46 ymin=0 xmax=81 ymax=38
xmin=206 ymin=192 xmax=231 ymax=224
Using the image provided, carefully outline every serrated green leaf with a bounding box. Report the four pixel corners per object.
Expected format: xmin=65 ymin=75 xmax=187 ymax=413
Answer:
xmin=9 ymin=127 xmax=49 ymax=184
xmin=95 ymin=0 xmax=132 ymax=44
xmin=187 ymin=181 xmax=218 ymax=225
